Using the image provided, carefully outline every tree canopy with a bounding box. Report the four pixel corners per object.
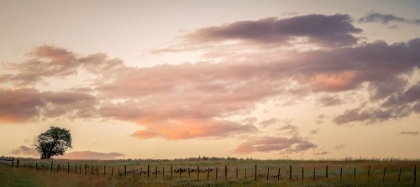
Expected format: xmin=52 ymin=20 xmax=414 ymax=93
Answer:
xmin=34 ymin=126 xmax=72 ymax=159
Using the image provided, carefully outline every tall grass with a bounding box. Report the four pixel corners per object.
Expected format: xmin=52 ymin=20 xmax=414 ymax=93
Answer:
xmin=0 ymin=158 xmax=419 ymax=187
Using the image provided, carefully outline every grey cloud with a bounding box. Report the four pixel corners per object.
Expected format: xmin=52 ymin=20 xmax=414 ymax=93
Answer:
xmin=184 ymin=14 xmax=362 ymax=47
xmin=381 ymin=82 xmax=420 ymax=108
xmin=259 ymin=118 xmax=280 ymax=127
xmin=333 ymin=82 xmax=420 ymax=125
xmin=314 ymin=151 xmax=329 ymax=155
xmin=359 ymin=12 xmax=420 ymax=25
xmin=368 ymin=76 xmax=407 ymax=101
xmin=399 ymin=131 xmax=418 ymax=136
xmin=310 ymin=129 xmax=320 ymax=135
xmin=318 ymin=95 xmax=343 ymax=107
xmin=332 ymin=105 xmax=412 ymax=125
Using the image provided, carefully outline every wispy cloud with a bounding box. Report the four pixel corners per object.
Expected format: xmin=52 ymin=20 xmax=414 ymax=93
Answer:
xmin=318 ymin=94 xmax=343 ymax=107
xmin=234 ymin=136 xmax=316 ymax=155
xmin=310 ymin=129 xmax=320 ymax=135
xmin=359 ymin=12 xmax=420 ymax=26
xmin=335 ymin=144 xmax=346 ymax=150
xmin=259 ymin=118 xmax=280 ymax=128
xmin=58 ymin=151 xmax=125 ymax=160
xmin=11 ymin=146 xmax=39 ymax=157
xmin=399 ymin=131 xmax=418 ymax=136
xmin=314 ymin=151 xmax=329 ymax=155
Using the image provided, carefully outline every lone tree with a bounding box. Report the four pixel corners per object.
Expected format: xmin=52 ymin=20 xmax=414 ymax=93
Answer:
xmin=34 ymin=126 xmax=72 ymax=159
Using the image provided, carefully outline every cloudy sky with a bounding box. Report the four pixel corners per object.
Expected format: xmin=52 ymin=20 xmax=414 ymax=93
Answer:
xmin=1 ymin=0 xmax=420 ymax=160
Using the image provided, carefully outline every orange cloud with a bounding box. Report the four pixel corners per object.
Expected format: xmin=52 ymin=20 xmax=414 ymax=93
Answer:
xmin=132 ymin=118 xmax=257 ymax=140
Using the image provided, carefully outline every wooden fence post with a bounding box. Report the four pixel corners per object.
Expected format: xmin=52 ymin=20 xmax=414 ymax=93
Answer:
xmin=84 ymin=164 xmax=87 ymax=175
xmin=301 ymin=167 xmax=304 ymax=180
xmin=290 ymin=165 xmax=292 ymax=180
xmin=140 ymin=167 xmax=142 ymax=177
xmin=155 ymin=166 xmax=157 ymax=178
xmin=179 ymin=167 xmax=182 ymax=178
xmin=197 ymin=166 xmax=200 ymax=180
xmin=383 ymin=167 xmax=386 ymax=182
xmin=340 ymin=167 xmax=342 ymax=182
xmin=16 ymin=159 xmax=19 ymax=168
xmin=104 ymin=165 xmax=106 ymax=175
xmin=354 ymin=167 xmax=356 ymax=180
xmin=188 ymin=167 xmax=190 ymax=178
xmin=147 ymin=165 xmax=150 ymax=178
xmin=414 ymin=165 xmax=417 ymax=184
xmin=207 ymin=167 xmax=210 ymax=180
xmin=50 ymin=161 xmax=53 ymax=172
xmin=278 ymin=167 xmax=280 ymax=181
xmin=398 ymin=167 xmax=402 ymax=182
xmin=236 ymin=167 xmax=238 ymax=180
xmin=124 ymin=165 xmax=126 ymax=176
xmin=313 ymin=168 xmax=315 ymax=180
xmin=225 ymin=165 xmax=227 ymax=180
xmin=368 ymin=165 xmax=370 ymax=181
xmin=254 ymin=165 xmax=257 ymax=181
xmin=267 ymin=167 xmax=269 ymax=181
xmin=326 ymin=165 xmax=328 ymax=179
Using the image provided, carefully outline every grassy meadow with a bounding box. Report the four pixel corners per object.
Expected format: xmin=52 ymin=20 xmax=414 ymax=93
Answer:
xmin=0 ymin=158 xmax=419 ymax=187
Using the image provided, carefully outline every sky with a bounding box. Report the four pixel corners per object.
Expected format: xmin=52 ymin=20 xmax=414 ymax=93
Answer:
xmin=1 ymin=0 xmax=420 ymax=160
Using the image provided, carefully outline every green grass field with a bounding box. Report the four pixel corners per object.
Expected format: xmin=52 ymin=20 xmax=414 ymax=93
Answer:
xmin=0 ymin=158 xmax=419 ymax=187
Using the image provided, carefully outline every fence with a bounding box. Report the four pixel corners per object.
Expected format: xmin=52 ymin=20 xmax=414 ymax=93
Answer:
xmin=5 ymin=160 xmax=418 ymax=184
xmin=0 ymin=156 xmax=14 ymax=166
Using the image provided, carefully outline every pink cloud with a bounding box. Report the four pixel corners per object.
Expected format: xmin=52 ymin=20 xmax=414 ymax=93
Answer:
xmin=0 ymin=88 xmax=43 ymax=123
xmin=58 ymin=151 xmax=125 ymax=160
xmin=132 ymin=118 xmax=257 ymax=140
xmin=1 ymin=14 xmax=420 ymax=133
xmin=234 ymin=136 xmax=316 ymax=155
xmin=11 ymin=146 xmax=39 ymax=157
